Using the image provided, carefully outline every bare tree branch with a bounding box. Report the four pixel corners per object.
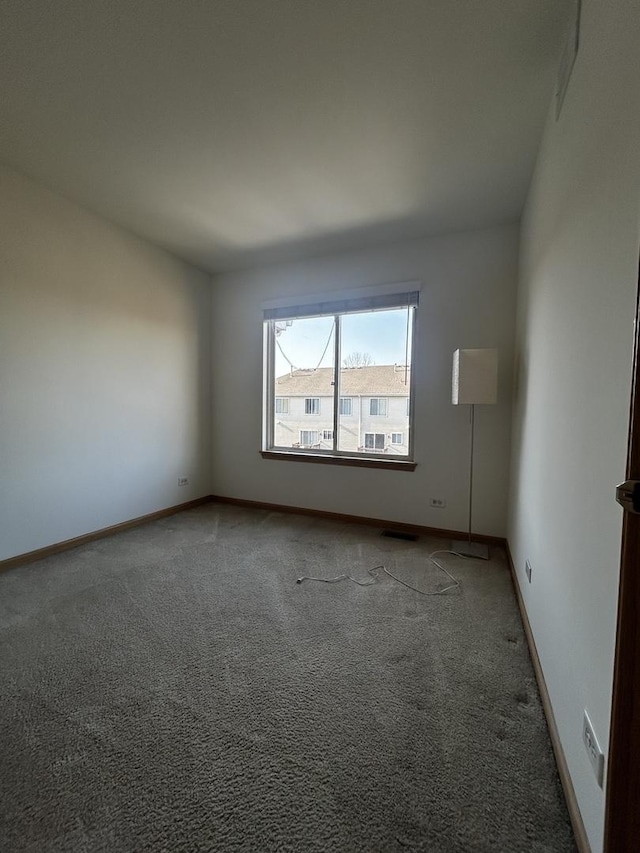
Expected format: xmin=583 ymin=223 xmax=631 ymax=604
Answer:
xmin=342 ymin=351 xmax=374 ymax=368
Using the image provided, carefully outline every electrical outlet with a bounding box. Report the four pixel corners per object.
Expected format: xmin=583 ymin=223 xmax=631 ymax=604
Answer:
xmin=583 ymin=710 xmax=605 ymax=788
xmin=429 ymin=498 xmax=446 ymax=508
xmin=525 ymin=560 xmax=532 ymax=583
xmin=178 ymin=477 xmax=189 ymax=486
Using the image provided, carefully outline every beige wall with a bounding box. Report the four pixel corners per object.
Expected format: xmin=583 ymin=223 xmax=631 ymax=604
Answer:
xmin=212 ymin=224 xmax=518 ymax=536
xmin=508 ymin=0 xmax=640 ymax=848
xmin=0 ymin=166 xmax=212 ymax=561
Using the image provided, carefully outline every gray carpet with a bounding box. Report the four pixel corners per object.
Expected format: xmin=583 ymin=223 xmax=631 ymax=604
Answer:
xmin=0 ymin=502 xmax=576 ymax=852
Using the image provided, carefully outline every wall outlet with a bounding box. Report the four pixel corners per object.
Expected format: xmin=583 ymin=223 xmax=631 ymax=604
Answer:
xmin=429 ymin=498 xmax=446 ymax=508
xmin=525 ymin=560 xmax=532 ymax=583
xmin=583 ymin=710 xmax=605 ymax=788
xmin=178 ymin=477 xmax=189 ymax=486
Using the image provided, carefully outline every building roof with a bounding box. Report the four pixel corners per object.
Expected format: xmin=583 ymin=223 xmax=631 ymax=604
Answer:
xmin=275 ymin=365 xmax=410 ymax=396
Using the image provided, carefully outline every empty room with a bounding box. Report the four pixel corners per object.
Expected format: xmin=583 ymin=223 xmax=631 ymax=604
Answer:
xmin=1 ymin=1 xmax=639 ymax=851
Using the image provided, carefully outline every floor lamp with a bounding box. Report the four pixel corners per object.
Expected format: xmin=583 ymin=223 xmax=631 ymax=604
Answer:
xmin=451 ymin=348 xmax=498 ymax=560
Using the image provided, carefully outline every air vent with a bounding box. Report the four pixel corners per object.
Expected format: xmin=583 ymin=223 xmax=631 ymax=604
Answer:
xmin=381 ymin=529 xmax=418 ymax=542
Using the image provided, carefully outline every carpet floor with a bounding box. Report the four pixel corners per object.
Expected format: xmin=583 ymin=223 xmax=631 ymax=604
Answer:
xmin=0 ymin=502 xmax=576 ymax=852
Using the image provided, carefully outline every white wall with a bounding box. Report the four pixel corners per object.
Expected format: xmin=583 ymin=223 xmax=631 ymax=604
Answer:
xmin=0 ymin=165 xmax=212 ymax=561
xmin=508 ymin=1 xmax=640 ymax=849
xmin=211 ymin=225 xmax=518 ymax=537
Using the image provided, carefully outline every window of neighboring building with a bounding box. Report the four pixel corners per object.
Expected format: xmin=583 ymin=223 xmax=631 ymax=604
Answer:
xmin=369 ymin=398 xmax=387 ymax=416
xmin=364 ymin=433 xmax=385 ymax=451
xmin=263 ymin=285 xmax=418 ymax=464
xmin=339 ymin=397 xmax=352 ymax=416
xmin=300 ymin=430 xmax=319 ymax=447
xmin=391 ymin=432 xmax=403 ymax=444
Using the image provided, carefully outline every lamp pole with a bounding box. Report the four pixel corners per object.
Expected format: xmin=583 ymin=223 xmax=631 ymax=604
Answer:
xmin=468 ymin=403 xmax=475 ymax=548
xmin=451 ymin=348 xmax=497 ymax=560
xmin=452 ymin=402 xmax=489 ymax=559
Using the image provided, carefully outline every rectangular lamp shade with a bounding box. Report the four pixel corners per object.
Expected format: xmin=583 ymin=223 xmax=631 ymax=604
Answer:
xmin=452 ymin=348 xmax=498 ymax=405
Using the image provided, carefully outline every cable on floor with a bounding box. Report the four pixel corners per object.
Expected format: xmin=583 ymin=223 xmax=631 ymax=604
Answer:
xmin=296 ymin=550 xmax=466 ymax=596
xmin=296 ymin=565 xmax=381 ymax=586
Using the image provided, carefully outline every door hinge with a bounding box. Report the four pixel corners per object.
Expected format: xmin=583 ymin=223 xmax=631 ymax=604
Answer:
xmin=616 ymin=480 xmax=640 ymax=514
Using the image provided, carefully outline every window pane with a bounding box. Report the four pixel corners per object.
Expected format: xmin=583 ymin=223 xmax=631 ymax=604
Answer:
xmin=299 ymin=430 xmax=319 ymax=447
xmin=272 ymin=316 xmax=335 ymax=451
xmin=338 ymin=308 xmax=412 ymax=455
xmin=339 ymin=397 xmax=352 ymax=416
xmin=364 ymin=433 xmax=385 ymax=452
xmin=369 ymin=397 xmax=388 ymax=416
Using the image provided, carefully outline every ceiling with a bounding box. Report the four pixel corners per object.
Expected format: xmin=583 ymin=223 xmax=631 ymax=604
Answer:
xmin=0 ymin=0 xmax=571 ymax=273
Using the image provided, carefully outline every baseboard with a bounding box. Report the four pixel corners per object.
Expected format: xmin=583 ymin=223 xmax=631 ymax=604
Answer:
xmin=210 ymin=494 xmax=506 ymax=545
xmin=1 ymin=493 xmax=503 ymax=572
xmin=505 ymin=542 xmax=591 ymax=853
xmin=0 ymin=496 xmax=214 ymax=572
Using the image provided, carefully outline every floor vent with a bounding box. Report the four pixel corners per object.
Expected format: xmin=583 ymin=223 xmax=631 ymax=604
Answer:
xmin=381 ymin=529 xmax=418 ymax=542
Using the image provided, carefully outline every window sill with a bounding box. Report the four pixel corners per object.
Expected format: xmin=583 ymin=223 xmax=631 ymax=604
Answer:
xmin=260 ymin=450 xmax=417 ymax=471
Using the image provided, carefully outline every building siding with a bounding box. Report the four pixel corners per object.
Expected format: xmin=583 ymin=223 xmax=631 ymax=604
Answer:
xmin=274 ymin=394 xmax=409 ymax=454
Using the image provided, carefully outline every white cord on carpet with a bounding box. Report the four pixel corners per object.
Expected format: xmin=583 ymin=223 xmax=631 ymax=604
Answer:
xmin=296 ymin=550 xmax=466 ymax=596
xmin=296 ymin=565 xmax=381 ymax=586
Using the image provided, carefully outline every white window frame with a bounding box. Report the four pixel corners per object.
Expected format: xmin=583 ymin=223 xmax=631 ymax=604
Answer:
xmin=391 ymin=432 xmax=403 ymax=445
xmin=339 ymin=397 xmax=353 ymax=416
xmin=304 ymin=397 xmax=320 ymax=415
xmin=322 ymin=429 xmax=334 ymax=441
xmin=364 ymin=433 xmax=386 ymax=451
xmin=299 ymin=430 xmax=319 ymax=447
xmin=369 ymin=398 xmax=388 ymax=416
xmin=275 ymin=397 xmax=289 ymax=414
xmin=263 ymin=284 xmax=418 ymax=463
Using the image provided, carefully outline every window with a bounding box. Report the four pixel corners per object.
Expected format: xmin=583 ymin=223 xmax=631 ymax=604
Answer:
xmin=299 ymin=430 xmax=319 ymax=447
xmin=264 ymin=285 xmax=418 ymax=463
xmin=369 ymin=398 xmax=387 ymax=416
xmin=364 ymin=433 xmax=385 ymax=451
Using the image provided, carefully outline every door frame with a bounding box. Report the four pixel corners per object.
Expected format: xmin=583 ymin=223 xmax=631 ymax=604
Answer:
xmin=604 ymin=259 xmax=640 ymax=851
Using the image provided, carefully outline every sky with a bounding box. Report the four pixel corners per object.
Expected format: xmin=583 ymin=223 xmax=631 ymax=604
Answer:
xmin=274 ymin=308 xmax=413 ymax=377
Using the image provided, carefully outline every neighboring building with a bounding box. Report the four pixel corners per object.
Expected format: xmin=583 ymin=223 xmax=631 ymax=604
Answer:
xmin=273 ymin=364 xmax=410 ymax=454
